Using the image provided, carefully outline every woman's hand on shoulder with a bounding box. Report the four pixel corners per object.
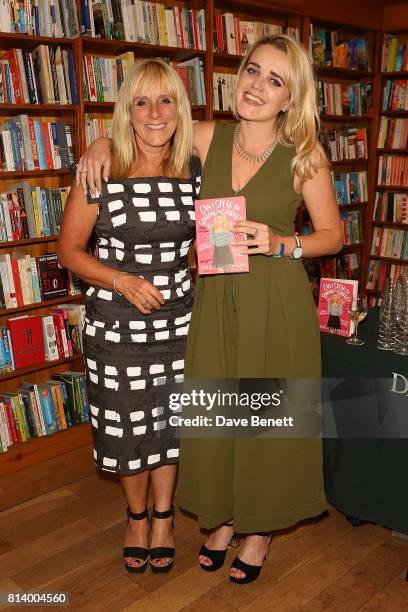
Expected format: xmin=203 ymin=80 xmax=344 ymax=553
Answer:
xmin=76 ymin=137 xmax=112 ymax=196
xmin=192 ymin=121 xmax=216 ymax=166
xmin=116 ymin=274 xmax=165 ymax=315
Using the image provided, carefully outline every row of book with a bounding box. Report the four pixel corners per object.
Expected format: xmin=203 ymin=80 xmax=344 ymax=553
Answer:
xmin=377 ymin=155 xmax=408 ymax=187
xmin=382 ymin=79 xmax=408 ymax=112
xmin=340 ymin=210 xmax=363 ymax=245
xmin=318 ymin=80 xmax=372 ymax=117
xmin=381 ymin=35 xmax=408 ymax=73
xmin=331 ymin=170 xmax=368 ymax=205
xmin=85 ymin=116 xmax=112 ymax=148
xmin=0 ymin=304 xmax=84 ymax=374
xmin=213 ymin=14 xmax=299 ymax=56
xmin=0 ymin=373 xmax=89 ymax=452
xmin=0 ymin=185 xmax=70 ymax=241
xmin=371 ymin=227 xmax=408 ymax=259
xmin=321 ymin=127 xmax=368 ymax=162
xmin=83 ymin=51 xmax=134 ymax=103
xmin=0 ymin=0 xmax=79 ymax=37
xmin=311 ymin=28 xmax=371 ymax=71
xmin=373 ymin=191 xmax=408 ymax=224
xmin=366 ymin=260 xmax=407 ymax=291
xmin=0 ymin=46 xmax=79 ymax=105
xmin=173 ymin=59 xmax=206 ymax=105
xmin=81 ymin=0 xmax=206 ymax=50
xmin=377 ymin=117 xmax=408 ymax=150
xmin=0 ymin=117 xmax=74 ymax=172
xmin=213 ymin=72 xmax=236 ymax=112
xmin=304 ymin=253 xmax=360 ymax=300
xmin=0 ymin=252 xmax=81 ymax=311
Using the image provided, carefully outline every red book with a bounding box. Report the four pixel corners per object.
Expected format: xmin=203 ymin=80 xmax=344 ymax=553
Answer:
xmin=1 ymin=398 xmax=18 ymax=444
xmin=5 ymin=49 xmax=24 ymax=104
xmin=41 ymin=122 xmax=54 ymax=169
xmin=51 ymin=313 xmax=67 ymax=358
xmin=27 ymin=117 xmax=40 ymax=170
xmin=8 ymin=315 xmax=45 ymax=369
xmin=176 ymin=7 xmax=185 ymax=48
xmin=85 ymin=55 xmax=97 ymax=100
xmin=195 ymin=196 xmax=249 ymax=275
xmin=318 ymin=278 xmax=359 ymax=337
xmin=10 ymin=258 xmax=24 ymax=307
xmin=191 ymin=9 xmax=199 ymax=49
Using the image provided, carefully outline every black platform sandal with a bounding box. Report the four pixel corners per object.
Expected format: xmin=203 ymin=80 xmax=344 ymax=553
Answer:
xmin=149 ymin=506 xmax=175 ymax=574
xmin=123 ymin=507 xmax=150 ymax=574
xmin=229 ymin=532 xmax=272 ymax=585
xmin=199 ymin=522 xmax=237 ymax=573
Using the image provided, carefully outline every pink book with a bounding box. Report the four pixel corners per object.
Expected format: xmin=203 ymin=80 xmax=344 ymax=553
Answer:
xmin=318 ymin=278 xmax=359 ymax=337
xmin=195 ymin=196 xmax=249 ymax=275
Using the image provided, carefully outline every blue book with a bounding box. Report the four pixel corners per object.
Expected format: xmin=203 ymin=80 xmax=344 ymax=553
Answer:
xmin=67 ymin=48 xmax=79 ymax=104
xmin=334 ymin=174 xmax=346 ymax=206
xmin=33 ymin=120 xmax=46 ymax=170
xmin=0 ymin=200 xmax=8 ymax=242
xmin=1 ymin=328 xmax=12 ymax=370
xmin=40 ymin=189 xmax=51 ymax=236
xmin=22 ymin=50 xmax=38 ymax=104
xmin=50 ymin=123 xmax=61 ymax=169
xmin=78 ymin=376 xmax=90 ymax=422
xmin=81 ymin=0 xmax=92 ymax=34
xmin=33 ymin=4 xmax=39 ymax=35
xmin=7 ymin=122 xmax=23 ymax=171
xmin=35 ymin=383 xmax=58 ymax=435
xmin=0 ymin=333 xmax=8 ymax=373
xmin=4 ymin=63 xmax=12 ymax=102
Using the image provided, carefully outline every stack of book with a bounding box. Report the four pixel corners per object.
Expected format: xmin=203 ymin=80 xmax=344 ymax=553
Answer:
xmin=373 ymin=191 xmax=408 ymax=223
xmin=377 ymin=155 xmax=408 ymax=186
xmin=366 ymin=260 xmax=406 ymax=291
xmin=381 ymin=35 xmax=408 ymax=72
xmin=0 ymin=46 xmax=79 ymax=105
xmin=340 ymin=210 xmax=363 ymax=245
xmin=318 ymin=81 xmax=372 ymax=116
xmin=311 ymin=29 xmax=371 ymax=70
xmin=0 ymin=116 xmax=74 ymax=172
xmin=0 ymin=0 xmax=79 ymax=36
xmin=85 ymin=116 xmax=112 ymax=148
xmin=0 ymin=184 xmax=70 ymax=240
xmin=371 ymin=227 xmax=408 ymax=259
xmin=0 ymin=372 xmax=89 ymax=453
xmin=213 ymin=72 xmax=237 ymax=111
xmin=0 ymin=252 xmax=82 ymax=310
xmin=172 ymin=58 xmax=206 ymax=105
xmin=331 ymin=170 xmax=368 ymax=205
xmin=382 ymin=79 xmax=408 ymax=112
xmin=322 ymin=126 xmax=368 ymax=161
xmin=80 ymin=0 xmax=206 ymax=50
xmin=213 ymin=15 xmax=299 ymax=55
xmin=377 ymin=117 xmax=408 ymax=149
xmin=0 ymin=303 xmax=85 ymax=374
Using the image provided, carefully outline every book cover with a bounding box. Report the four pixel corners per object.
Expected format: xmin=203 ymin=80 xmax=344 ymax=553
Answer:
xmin=8 ymin=315 xmax=45 ymax=368
xmin=318 ymin=278 xmax=359 ymax=337
xmin=195 ymin=196 xmax=248 ymax=275
xmin=37 ymin=253 xmax=69 ymax=300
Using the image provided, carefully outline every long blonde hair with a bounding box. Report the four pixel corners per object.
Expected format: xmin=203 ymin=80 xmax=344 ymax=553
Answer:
xmin=110 ymin=58 xmax=193 ymax=179
xmin=233 ymin=35 xmax=328 ymax=182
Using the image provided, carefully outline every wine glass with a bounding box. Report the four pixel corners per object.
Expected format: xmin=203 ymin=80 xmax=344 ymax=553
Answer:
xmin=346 ymin=295 xmax=368 ymax=346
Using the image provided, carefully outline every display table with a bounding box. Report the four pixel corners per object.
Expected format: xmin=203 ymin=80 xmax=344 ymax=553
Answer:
xmin=321 ymin=307 xmax=408 ymax=534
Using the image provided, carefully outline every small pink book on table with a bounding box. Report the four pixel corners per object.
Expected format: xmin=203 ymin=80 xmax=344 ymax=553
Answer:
xmin=195 ymin=196 xmax=249 ymax=275
xmin=318 ymin=277 xmax=359 ymax=337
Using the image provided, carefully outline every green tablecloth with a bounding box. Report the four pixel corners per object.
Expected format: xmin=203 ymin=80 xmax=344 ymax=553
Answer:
xmin=322 ymin=307 xmax=408 ymax=534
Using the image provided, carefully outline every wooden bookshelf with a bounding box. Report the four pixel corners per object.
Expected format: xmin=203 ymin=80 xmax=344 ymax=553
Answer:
xmin=0 ymin=0 xmax=407 ymax=473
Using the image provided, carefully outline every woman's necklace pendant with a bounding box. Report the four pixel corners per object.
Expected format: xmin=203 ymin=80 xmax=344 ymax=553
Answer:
xmin=233 ymin=124 xmax=277 ymax=164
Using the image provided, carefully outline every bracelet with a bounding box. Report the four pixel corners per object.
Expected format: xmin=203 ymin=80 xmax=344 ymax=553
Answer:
xmin=113 ymin=272 xmax=127 ymax=296
xmin=272 ymin=242 xmax=285 ymax=258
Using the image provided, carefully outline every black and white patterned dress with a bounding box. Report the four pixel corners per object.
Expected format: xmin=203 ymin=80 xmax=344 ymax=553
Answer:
xmin=84 ymin=161 xmax=200 ymax=474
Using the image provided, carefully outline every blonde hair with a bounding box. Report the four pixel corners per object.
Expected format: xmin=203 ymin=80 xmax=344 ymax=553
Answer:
xmin=213 ymin=213 xmax=229 ymax=232
xmin=110 ymin=59 xmax=193 ymax=179
xmin=233 ymin=35 xmax=328 ymax=182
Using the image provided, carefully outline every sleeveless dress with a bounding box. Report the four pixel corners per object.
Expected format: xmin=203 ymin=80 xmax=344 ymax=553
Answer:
xmin=84 ymin=162 xmax=200 ymax=474
xmin=179 ymin=124 xmax=327 ymax=533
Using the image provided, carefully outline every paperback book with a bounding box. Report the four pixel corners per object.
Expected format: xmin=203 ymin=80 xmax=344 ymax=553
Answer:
xmin=195 ymin=196 xmax=248 ymax=275
xmin=318 ymin=278 xmax=359 ymax=337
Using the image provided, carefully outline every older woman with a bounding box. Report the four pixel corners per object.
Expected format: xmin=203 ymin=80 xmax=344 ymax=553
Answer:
xmin=58 ymin=59 xmax=199 ymax=574
xmin=76 ymin=35 xmax=343 ymax=585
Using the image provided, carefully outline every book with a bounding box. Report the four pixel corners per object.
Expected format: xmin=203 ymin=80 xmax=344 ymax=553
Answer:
xmin=195 ymin=196 xmax=248 ymax=275
xmin=318 ymin=278 xmax=359 ymax=337
xmin=36 ymin=253 xmax=69 ymax=300
xmin=7 ymin=315 xmax=45 ymax=369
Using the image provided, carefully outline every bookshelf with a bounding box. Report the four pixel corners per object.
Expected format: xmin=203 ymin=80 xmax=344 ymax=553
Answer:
xmin=0 ymin=1 xmax=406 ymax=475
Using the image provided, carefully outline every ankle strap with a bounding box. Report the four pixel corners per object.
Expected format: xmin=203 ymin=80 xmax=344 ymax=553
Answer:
xmin=152 ymin=505 xmax=174 ymax=519
xmin=127 ymin=507 xmax=148 ymax=521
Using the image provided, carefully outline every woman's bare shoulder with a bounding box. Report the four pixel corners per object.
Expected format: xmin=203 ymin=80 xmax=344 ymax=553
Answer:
xmin=193 ymin=121 xmax=216 ymax=164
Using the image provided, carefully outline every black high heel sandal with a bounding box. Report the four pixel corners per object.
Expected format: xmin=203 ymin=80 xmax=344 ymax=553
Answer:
xmin=123 ymin=507 xmax=150 ymax=574
xmin=149 ymin=506 xmax=175 ymax=574
xmin=199 ymin=522 xmax=237 ymax=573
xmin=229 ymin=532 xmax=272 ymax=585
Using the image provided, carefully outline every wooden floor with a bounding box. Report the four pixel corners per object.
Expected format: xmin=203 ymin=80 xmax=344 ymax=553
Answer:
xmin=0 ymin=446 xmax=407 ymax=612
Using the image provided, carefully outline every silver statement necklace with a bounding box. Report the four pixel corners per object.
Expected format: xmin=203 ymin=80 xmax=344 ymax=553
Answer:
xmin=233 ymin=124 xmax=278 ymax=164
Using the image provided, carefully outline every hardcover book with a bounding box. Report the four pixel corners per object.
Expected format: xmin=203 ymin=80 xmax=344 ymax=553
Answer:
xmin=318 ymin=278 xmax=359 ymax=337
xmin=195 ymin=196 xmax=249 ymax=275
xmin=37 ymin=253 xmax=69 ymax=300
xmin=8 ymin=315 xmax=45 ymax=368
